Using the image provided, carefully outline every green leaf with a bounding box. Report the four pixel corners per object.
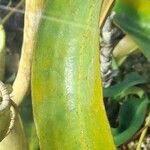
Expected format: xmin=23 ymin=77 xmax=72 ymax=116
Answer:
xmin=104 ymin=72 xmax=146 ymax=98
xmin=113 ymin=0 xmax=150 ymax=61
xmin=112 ymin=96 xmax=149 ymax=146
xmin=31 ymin=0 xmax=116 ymax=149
xmin=119 ymin=86 xmax=144 ymax=99
xmin=20 ymin=95 xmax=39 ymax=150
xmin=113 ymin=35 xmax=138 ymax=66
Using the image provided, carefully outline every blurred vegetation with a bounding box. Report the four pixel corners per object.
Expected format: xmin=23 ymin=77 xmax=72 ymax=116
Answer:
xmin=0 ymin=0 xmax=150 ymax=149
xmin=0 ymin=0 xmax=39 ymax=149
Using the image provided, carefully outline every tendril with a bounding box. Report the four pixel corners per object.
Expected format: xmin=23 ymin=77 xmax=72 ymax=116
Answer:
xmin=100 ymin=12 xmax=124 ymax=87
xmin=0 ymin=81 xmax=16 ymax=138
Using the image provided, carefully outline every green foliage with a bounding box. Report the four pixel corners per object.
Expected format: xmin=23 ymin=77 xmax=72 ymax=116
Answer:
xmin=32 ymin=0 xmax=116 ymax=149
xmin=104 ymin=72 xmax=149 ymax=146
xmin=113 ymin=0 xmax=150 ymax=61
xmin=20 ymin=95 xmax=39 ymax=150
xmin=112 ymin=96 xmax=149 ymax=146
xmin=1 ymin=0 xmax=150 ymax=149
xmin=110 ymin=2 xmax=150 ymax=145
xmin=104 ymin=72 xmax=146 ymax=98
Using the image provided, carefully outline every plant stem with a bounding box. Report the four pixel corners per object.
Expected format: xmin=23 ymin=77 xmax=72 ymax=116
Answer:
xmin=0 ymin=24 xmax=6 ymax=81
xmin=7 ymin=0 xmax=12 ymax=7
xmin=1 ymin=0 xmax=24 ymax=24
xmin=0 ymin=114 xmax=28 ymax=150
xmin=136 ymin=113 xmax=150 ymax=150
xmin=11 ymin=0 xmax=45 ymax=106
xmin=113 ymin=35 xmax=138 ymax=65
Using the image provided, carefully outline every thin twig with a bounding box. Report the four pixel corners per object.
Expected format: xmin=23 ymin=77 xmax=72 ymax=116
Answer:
xmin=7 ymin=0 xmax=12 ymax=7
xmin=1 ymin=0 xmax=24 ymax=24
xmin=0 ymin=81 xmax=10 ymax=111
xmin=136 ymin=113 xmax=150 ymax=150
xmin=10 ymin=0 xmax=45 ymax=106
xmin=0 ymin=24 xmax=6 ymax=80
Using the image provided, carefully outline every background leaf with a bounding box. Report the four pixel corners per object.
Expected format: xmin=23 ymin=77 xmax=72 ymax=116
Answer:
xmin=119 ymin=86 xmax=144 ymax=99
xmin=113 ymin=0 xmax=150 ymax=61
xmin=20 ymin=95 xmax=39 ymax=150
xmin=112 ymin=96 xmax=149 ymax=146
xmin=104 ymin=72 xmax=146 ymax=98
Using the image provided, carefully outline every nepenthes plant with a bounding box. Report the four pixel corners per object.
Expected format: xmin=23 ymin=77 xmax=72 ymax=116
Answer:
xmin=0 ymin=0 xmax=150 ymax=149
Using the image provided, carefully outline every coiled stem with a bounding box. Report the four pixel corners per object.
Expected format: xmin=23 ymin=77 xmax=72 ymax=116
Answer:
xmin=0 ymin=81 xmax=16 ymax=138
xmin=0 ymin=81 xmax=10 ymax=112
xmin=100 ymin=12 xmax=123 ymax=87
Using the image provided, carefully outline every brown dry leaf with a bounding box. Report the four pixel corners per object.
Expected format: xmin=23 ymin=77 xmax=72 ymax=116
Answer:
xmin=99 ymin=0 xmax=115 ymax=28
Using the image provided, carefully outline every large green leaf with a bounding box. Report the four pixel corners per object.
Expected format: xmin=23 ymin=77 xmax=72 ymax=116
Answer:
xmin=32 ymin=0 xmax=116 ymax=149
xmin=113 ymin=0 xmax=150 ymax=61
xmin=112 ymin=96 xmax=149 ymax=146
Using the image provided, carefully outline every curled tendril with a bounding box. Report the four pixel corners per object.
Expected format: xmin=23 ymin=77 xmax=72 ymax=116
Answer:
xmin=5 ymin=104 xmax=16 ymax=136
xmin=0 ymin=81 xmax=10 ymax=112
xmin=0 ymin=81 xmax=16 ymax=137
xmin=100 ymin=12 xmax=124 ymax=88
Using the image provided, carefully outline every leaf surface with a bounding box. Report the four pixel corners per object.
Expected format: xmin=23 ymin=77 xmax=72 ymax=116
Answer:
xmin=32 ymin=0 xmax=116 ymax=149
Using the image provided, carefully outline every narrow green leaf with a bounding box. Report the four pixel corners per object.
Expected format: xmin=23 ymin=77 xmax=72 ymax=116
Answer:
xmin=104 ymin=72 xmax=146 ymax=98
xmin=112 ymin=96 xmax=149 ymax=146
xmin=119 ymin=86 xmax=144 ymax=99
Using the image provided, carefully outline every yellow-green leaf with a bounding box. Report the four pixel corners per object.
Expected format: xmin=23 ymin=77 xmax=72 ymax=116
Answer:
xmin=32 ymin=0 xmax=116 ymax=149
